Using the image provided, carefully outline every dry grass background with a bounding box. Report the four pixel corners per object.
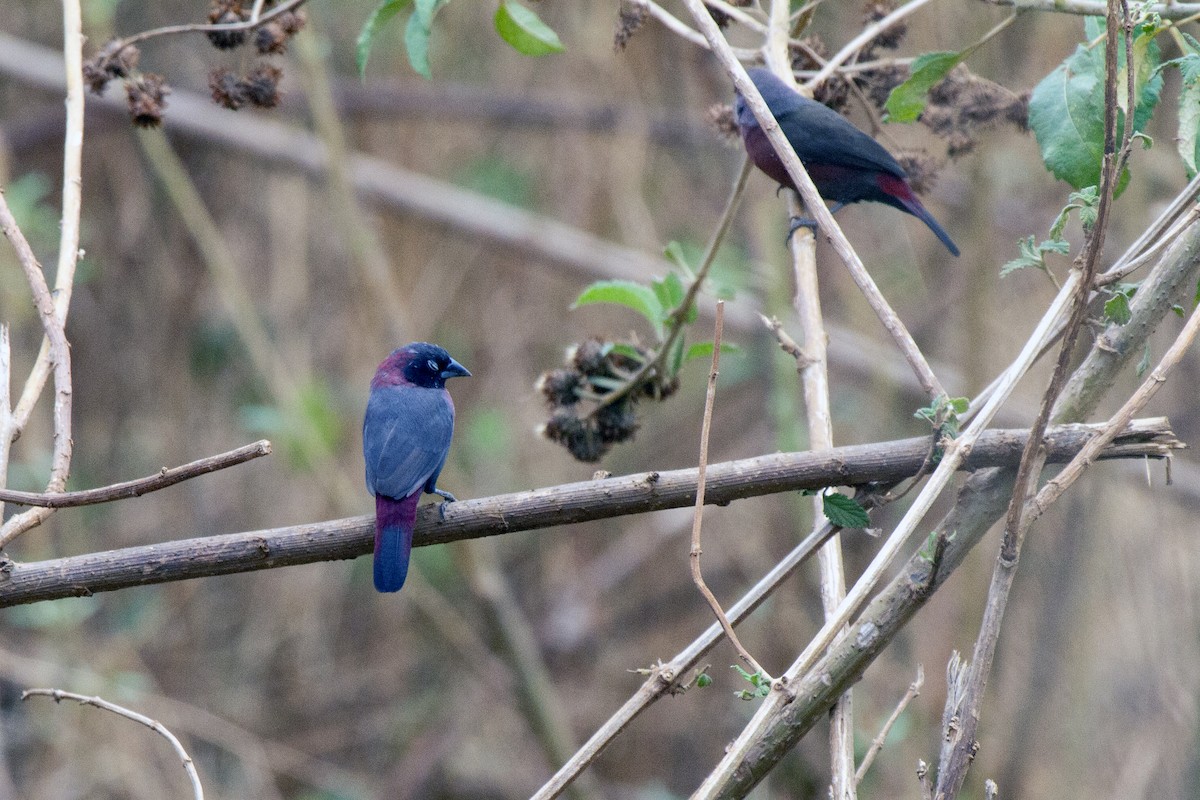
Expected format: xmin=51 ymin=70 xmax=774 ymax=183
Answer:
xmin=1 ymin=0 xmax=1199 ymax=797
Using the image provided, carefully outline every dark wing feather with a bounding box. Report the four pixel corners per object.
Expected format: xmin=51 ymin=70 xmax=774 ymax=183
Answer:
xmin=363 ymin=385 xmax=454 ymax=500
xmin=775 ymin=100 xmax=906 ymax=178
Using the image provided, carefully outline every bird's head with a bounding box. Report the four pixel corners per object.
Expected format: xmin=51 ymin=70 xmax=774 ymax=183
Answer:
xmin=372 ymin=342 xmax=471 ymax=390
xmin=735 ymin=67 xmax=794 ymax=128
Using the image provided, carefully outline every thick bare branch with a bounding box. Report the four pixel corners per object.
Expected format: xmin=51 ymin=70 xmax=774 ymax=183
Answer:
xmin=0 ymin=421 xmax=1178 ymax=608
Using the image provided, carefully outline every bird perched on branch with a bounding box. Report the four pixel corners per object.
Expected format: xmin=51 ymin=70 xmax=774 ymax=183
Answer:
xmin=363 ymin=342 xmax=470 ymax=593
xmin=735 ymin=67 xmax=960 ymax=257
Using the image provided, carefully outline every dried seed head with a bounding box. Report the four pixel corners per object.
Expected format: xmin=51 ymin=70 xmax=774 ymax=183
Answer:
xmin=614 ymin=0 xmax=648 ymax=51
xmin=541 ymin=410 xmax=609 ymax=462
xmin=895 ymin=151 xmax=943 ymax=195
xmin=537 ymin=369 xmax=583 ymax=407
xmin=708 ymin=103 xmax=740 ymax=144
xmin=82 ymin=41 xmax=139 ymax=94
xmin=254 ymin=22 xmax=289 ymax=54
xmin=242 ymin=64 xmax=283 ymax=108
xmin=207 ymin=0 xmax=247 ymax=49
xmin=126 ymin=74 xmax=169 ymax=127
xmin=789 ymin=36 xmax=827 ymax=72
xmin=596 ymin=402 xmax=639 ymax=443
xmin=209 ymin=67 xmax=246 ymax=110
xmin=570 ymin=338 xmax=608 ymax=376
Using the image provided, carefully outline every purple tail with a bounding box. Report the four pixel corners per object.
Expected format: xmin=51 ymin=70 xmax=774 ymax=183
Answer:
xmin=877 ymin=175 xmax=960 ymax=257
xmin=374 ymin=493 xmax=421 ymax=592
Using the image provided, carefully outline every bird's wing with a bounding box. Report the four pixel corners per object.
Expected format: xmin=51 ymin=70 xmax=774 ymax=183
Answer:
xmin=776 ymin=101 xmax=907 ymax=178
xmin=363 ymin=386 xmax=455 ymax=500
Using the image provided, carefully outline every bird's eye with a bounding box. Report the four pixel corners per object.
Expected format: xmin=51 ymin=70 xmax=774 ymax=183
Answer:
xmin=427 ymin=359 xmax=438 ymax=372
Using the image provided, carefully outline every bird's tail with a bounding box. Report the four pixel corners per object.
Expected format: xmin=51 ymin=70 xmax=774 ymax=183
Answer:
xmin=878 ymin=176 xmax=960 ymax=257
xmin=374 ymin=493 xmax=421 ymax=592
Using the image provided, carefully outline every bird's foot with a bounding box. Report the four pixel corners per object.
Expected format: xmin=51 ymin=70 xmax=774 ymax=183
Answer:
xmin=433 ymin=489 xmax=458 ymax=520
xmin=786 ymin=215 xmax=818 ymax=243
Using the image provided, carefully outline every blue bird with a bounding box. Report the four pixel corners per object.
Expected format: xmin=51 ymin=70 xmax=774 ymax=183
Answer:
xmin=735 ymin=67 xmax=959 ymax=256
xmin=363 ymin=342 xmax=470 ymax=592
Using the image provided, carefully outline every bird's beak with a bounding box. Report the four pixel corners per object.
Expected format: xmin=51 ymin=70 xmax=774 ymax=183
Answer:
xmin=441 ymin=358 xmax=471 ymax=380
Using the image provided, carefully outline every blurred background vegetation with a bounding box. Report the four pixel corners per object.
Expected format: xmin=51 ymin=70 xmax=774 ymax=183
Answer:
xmin=1 ymin=0 xmax=1199 ymax=797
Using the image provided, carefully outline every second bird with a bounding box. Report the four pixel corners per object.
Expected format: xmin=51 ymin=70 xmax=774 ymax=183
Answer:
xmin=363 ymin=342 xmax=470 ymax=593
xmin=735 ymin=67 xmax=960 ymax=257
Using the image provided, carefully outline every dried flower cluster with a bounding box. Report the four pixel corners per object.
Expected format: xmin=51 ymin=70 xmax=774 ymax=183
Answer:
xmin=613 ymin=0 xmax=649 ymax=51
xmin=536 ymin=338 xmax=678 ymax=462
xmin=81 ymin=0 xmax=305 ymax=127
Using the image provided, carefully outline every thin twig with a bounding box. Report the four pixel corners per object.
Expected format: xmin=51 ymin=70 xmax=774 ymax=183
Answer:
xmin=0 ymin=192 xmax=73 ymax=545
xmin=803 ymin=0 xmax=940 ymax=91
xmin=855 ymin=664 xmax=924 ymax=785
xmin=0 ymin=441 xmax=271 ymax=509
xmin=107 ymin=0 xmax=307 ymax=52
xmin=688 ymin=302 xmax=767 ymax=677
xmin=596 ymin=157 xmax=753 ymax=411
xmin=23 ymin=688 xmax=204 ymax=800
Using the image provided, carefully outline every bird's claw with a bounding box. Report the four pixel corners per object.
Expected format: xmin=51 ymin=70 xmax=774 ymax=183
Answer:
xmin=433 ymin=489 xmax=458 ymax=520
xmin=786 ymin=215 xmax=818 ymax=243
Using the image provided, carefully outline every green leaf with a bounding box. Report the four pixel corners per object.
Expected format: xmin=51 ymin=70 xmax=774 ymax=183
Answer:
xmin=683 ymin=341 xmax=741 ymax=363
xmin=652 ymin=272 xmax=686 ymax=316
xmin=608 ymin=342 xmax=646 ymax=363
xmin=1170 ymin=44 xmax=1200 ymax=175
xmin=1103 ymin=292 xmax=1132 ymax=325
xmin=1049 ymin=186 xmax=1099 ymax=239
xmin=355 ymin=0 xmax=412 ymax=77
xmin=695 ymin=673 xmax=713 ymax=688
xmin=573 ymin=280 xmax=665 ymax=339
xmin=413 ymin=0 xmax=441 ymax=27
xmin=822 ymin=491 xmax=870 ymax=529
xmin=404 ymin=7 xmax=433 ymax=78
xmin=1029 ymin=43 xmax=1106 ymax=189
xmin=663 ymin=240 xmax=694 ymax=277
xmin=494 ymin=1 xmax=564 ymax=56
xmin=668 ymin=336 xmax=686 ymax=374
xmin=1000 ymin=236 xmax=1070 ymax=277
xmin=1030 ymin=18 xmax=1160 ymax=191
xmin=1136 ymin=341 xmax=1152 ymax=377
xmin=885 ymin=50 xmax=965 ymax=123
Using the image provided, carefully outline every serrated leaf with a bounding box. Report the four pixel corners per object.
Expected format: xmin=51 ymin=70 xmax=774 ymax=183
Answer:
xmin=1029 ymin=22 xmax=1151 ymax=194
xmin=1178 ymin=67 xmax=1200 ymax=175
xmin=885 ymin=50 xmax=965 ymax=122
xmin=1029 ymin=44 xmax=1106 ymax=189
xmin=573 ymin=280 xmax=665 ymax=339
xmin=356 ymin=0 xmax=412 ymax=77
xmin=1104 ymin=292 xmax=1132 ymax=324
xmin=947 ymin=396 xmax=970 ymax=415
xmin=494 ymin=1 xmax=564 ymax=56
xmin=822 ymin=491 xmax=870 ymax=529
